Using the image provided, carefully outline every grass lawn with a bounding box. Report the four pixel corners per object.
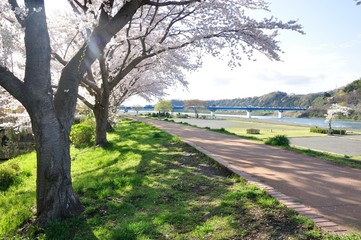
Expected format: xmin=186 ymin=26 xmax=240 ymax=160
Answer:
xmin=226 ymin=120 xmax=326 ymax=139
xmin=0 ymin=120 xmax=360 ymax=239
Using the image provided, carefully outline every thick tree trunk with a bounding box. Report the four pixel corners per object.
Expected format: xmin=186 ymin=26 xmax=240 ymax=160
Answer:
xmin=21 ymin=1 xmax=83 ymax=224
xmin=31 ymin=109 xmax=83 ymax=223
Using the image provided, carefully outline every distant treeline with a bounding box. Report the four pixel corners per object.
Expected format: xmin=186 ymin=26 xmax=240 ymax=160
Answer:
xmin=171 ymin=78 xmax=361 ymax=120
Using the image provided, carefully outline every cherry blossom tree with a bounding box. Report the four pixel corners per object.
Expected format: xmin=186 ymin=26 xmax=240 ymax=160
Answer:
xmin=51 ymin=0 xmax=303 ymax=147
xmin=74 ymin=51 xmax=190 ymax=146
xmin=132 ymin=104 xmax=143 ymax=115
xmin=184 ymin=99 xmax=206 ymax=118
xmin=0 ymin=0 xmax=303 ymax=225
xmin=325 ymin=104 xmax=351 ymax=135
xmin=0 ymin=0 xmax=156 ymax=224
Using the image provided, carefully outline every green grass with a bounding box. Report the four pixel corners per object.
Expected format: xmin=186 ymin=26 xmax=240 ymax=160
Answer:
xmin=227 ymin=119 xmax=329 ymax=139
xmin=0 ymin=120 xmax=359 ymax=239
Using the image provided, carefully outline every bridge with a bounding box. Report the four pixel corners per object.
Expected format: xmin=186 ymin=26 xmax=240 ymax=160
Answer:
xmin=119 ymin=105 xmax=308 ymax=119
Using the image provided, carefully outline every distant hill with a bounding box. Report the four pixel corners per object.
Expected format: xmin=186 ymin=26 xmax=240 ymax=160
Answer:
xmin=171 ymin=78 xmax=361 ymax=120
xmin=206 ymin=91 xmax=322 ymax=108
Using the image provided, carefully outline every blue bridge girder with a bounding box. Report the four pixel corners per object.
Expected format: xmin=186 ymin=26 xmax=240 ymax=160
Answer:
xmin=119 ymin=105 xmax=307 ymax=112
xmin=207 ymin=106 xmax=308 ymax=112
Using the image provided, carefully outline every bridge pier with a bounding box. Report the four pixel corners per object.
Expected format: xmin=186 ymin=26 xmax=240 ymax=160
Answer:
xmin=278 ymin=110 xmax=284 ymax=119
xmin=246 ymin=111 xmax=252 ymax=119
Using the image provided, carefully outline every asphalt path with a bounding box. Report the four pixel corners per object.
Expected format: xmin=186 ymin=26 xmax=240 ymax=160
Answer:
xmin=291 ymin=135 xmax=361 ymax=156
xmin=133 ymin=117 xmax=361 ymax=233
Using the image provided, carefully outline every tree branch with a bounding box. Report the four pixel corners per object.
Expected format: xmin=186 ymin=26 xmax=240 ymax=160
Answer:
xmin=82 ymin=70 xmax=101 ymax=96
xmin=8 ymin=0 xmax=25 ymax=27
xmin=146 ymin=0 xmax=200 ymax=6
xmin=52 ymin=52 xmax=68 ymax=66
xmin=99 ymin=0 xmax=115 ymax=25
xmin=77 ymin=94 xmax=94 ymax=110
xmin=99 ymin=55 xmax=110 ymax=95
xmin=54 ymin=0 xmax=144 ymax=130
xmin=0 ymin=66 xmax=26 ymax=106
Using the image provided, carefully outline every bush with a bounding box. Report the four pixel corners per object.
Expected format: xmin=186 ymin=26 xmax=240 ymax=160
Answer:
xmin=265 ymin=135 xmax=290 ymax=147
xmin=310 ymin=126 xmax=327 ymax=134
xmin=70 ymin=123 xmax=94 ymax=148
xmin=246 ymin=128 xmax=260 ymax=134
xmin=0 ymin=163 xmax=20 ymax=191
xmin=150 ymin=112 xmax=171 ymax=118
xmin=332 ymin=129 xmax=346 ymax=135
xmin=310 ymin=126 xmax=346 ymax=135
xmin=175 ymin=113 xmax=189 ymax=118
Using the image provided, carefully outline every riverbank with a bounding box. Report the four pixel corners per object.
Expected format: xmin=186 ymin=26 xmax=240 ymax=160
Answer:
xmin=172 ymin=117 xmax=326 ymax=139
xmin=171 ymin=117 xmax=361 ymax=157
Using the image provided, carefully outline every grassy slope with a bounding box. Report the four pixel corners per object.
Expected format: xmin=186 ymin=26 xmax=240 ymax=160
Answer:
xmin=0 ymin=120 xmax=360 ymax=239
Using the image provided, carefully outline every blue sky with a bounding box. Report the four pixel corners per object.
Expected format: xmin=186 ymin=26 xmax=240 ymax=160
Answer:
xmin=126 ymin=0 xmax=361 ymax=105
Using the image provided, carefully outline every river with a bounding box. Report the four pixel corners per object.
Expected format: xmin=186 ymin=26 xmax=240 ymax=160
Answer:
xmin=203 ymin=113 xmax=361 ymax=131
xmin=134 ymin=110 xmax=361 ymax=131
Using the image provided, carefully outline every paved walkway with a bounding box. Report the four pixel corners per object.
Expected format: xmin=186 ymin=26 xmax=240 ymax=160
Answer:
xmin=132 ymin=117 xmax=361 ymax=233
xmin=290 ymin=135 xmax=361 ymax=156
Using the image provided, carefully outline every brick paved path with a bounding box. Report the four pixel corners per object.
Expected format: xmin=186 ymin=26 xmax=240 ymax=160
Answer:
xmin=133 ymin=117 xmax=361 ymax=233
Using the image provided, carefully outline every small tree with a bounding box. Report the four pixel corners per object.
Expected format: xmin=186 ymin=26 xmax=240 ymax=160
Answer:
xmin=184 ymin=99 xmax=206 ymax=118
xmin=132 ymin=105 xmax=143 ymax=115
xmin=154 ymin=100 xmax=173 ymax=116
xmin=325 ymin=104 xmax=351 ymax=135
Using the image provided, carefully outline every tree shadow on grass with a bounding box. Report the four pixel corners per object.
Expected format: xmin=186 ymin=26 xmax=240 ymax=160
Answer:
xmin=40 ymin=121 xmax=318 ymax=239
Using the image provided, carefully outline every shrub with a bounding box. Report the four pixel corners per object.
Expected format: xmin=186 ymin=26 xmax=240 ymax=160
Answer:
xmin=265 ymin=135 xmax=289 ymax=147
xmin=152 ymin=132 xmax=162 ymax=138
xmin=333 ymin=129 xmax=346 ymax=135
xmin=0 ymin=163 xmax=20 ymax=191
xmin=246 ymin=128 xmax=260 ymax=134
xmin=310 ymin=126 xmax=327 ymax=134
xmin=175 ymin=113 xmax=189 ymax=118
xmin=310 ymin=126 xmax=346 ymax=135
xmin=70 ymin=123 xmax=94 ymax=148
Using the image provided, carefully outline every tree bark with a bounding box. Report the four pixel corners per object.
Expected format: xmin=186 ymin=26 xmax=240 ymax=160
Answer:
xmin=94 ymin=93 xmax=110 ymax=147
xmin=31 ymin=106 xmax=83 ymax=223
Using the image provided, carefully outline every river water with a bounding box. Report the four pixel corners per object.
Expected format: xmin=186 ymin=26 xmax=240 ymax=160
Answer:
xmin=136 ymin=110 xmax=361 ymax=131
xmin=244 ymin=116 xmax=361 ymax=131
xmin=208 ymin=113 xmax=361 ymax=131
xmin=273 ymin=117 xmax=361 ymax=131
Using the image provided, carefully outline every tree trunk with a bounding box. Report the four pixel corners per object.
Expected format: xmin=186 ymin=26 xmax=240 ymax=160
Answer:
xmin=31 ymin=108 xmax=83 ymax=223
xmin=94 ymin=93 xmax=110 ymax=147
xmin=328 ymin=121 xmax=333 ymax=135
xmin=21 ymin=1 xmax=83 ymax=224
